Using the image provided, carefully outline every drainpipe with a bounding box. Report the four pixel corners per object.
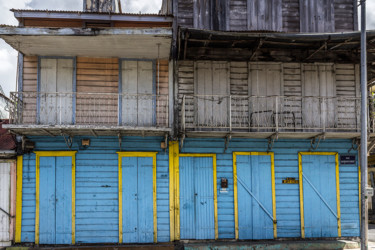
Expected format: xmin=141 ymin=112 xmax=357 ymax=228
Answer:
xmin=360 ymin=0 xmax=368 ymax=249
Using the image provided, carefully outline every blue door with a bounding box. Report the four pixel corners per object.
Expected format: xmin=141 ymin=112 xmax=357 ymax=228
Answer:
xmin=301 ymin=154 xmax=339 ymax=237
xmin=122 ymin=157 xmax=154 ymax=243
xmin=236 ymin=154 xmax=273 ymax=239
xmin=179 ymin=157 xmax=215 ymax=239
xmin=39 ymin=156 xmax=72 ymax=244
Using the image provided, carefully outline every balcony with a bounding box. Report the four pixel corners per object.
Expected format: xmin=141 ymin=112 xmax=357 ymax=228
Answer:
xmin=181 ymin=95 xmax=369 ymax=139
xmin=6 ymin=92 xmax=170 ymax=136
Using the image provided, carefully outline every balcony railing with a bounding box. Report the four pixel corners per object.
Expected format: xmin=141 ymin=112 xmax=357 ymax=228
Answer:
xmin=9 ymin=92 xmax=169 ymax=128
xmin=181 ymin=95 xmax=365 ymax=133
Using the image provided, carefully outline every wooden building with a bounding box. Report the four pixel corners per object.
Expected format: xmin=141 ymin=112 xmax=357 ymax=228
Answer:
xmin=0 ymin=0 xmax=375 ymax=246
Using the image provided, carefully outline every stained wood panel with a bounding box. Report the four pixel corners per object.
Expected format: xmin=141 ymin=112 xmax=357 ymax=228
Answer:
xmin=335 ymin=64 xmax=360 ymax=129
xmin=248 ymin=0 xmax=282 ymax=31
xmin=178 ymin=0 xmax=194 ymax=27
xmin=178 ymin=61 xmax=195 ymax=127
xmin=22 ymin=56 xmax=38 ymax=124
xmin=282 ymin=0 xmax=300 ymax=32
xmin=156 ymin=60 xmax=169 ymax=127
xmin=283 ymin=63 xmax=302 ymax=127
xmin=76 ymin=57 xmax=119 ymax=125
xmin=334 ymin=0 xmax=357 ymax=31
xmin=229 ymin=0 xmax=248 ymax=30
xmin=230 ymin=62 xmax=248 ymax=128
xmin=300 ymin=0 xmax=335 ymax=32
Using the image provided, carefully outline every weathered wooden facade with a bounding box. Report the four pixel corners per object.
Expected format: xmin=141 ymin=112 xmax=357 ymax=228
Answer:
xmin=1 ymin=0 xmax=375 ymax=246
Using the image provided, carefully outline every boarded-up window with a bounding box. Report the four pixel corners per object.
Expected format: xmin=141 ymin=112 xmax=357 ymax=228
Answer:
xmin=39 ymin=58 xmax=74 ymax=125
xmin=121 ymin=60 xmax=155 ymax=126
xmin=248 ymin=63 xmax=283 ymax=128
xmin=194 ymin=61 xmax=229 ymax=128
xmin=302 ymin=64 xmax=335 ymax=130
xmin=300 ymin=0 xmax=335 ymax=32
xmin=247 ymin=0 xmax=282 ymax=31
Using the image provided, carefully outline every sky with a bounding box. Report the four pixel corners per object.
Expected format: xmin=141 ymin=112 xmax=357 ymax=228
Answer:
xmin=0 ymin=0 xmax=374 ymax=97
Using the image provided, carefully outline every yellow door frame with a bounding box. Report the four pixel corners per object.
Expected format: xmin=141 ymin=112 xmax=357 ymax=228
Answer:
xmin=298 ymin=152 xmax=341 ymax=238
xmin=34 ymin=151 xmax=77 ymax=245
xmin=117 ymin=152 xmax=158 ymax=243
xmin=15 ymin=155 xmax=23 ymax=243
xmin=168 ymin=142 xmax=218 ymax=240
xmin=233 ymin=152 xmax=277 ymax=240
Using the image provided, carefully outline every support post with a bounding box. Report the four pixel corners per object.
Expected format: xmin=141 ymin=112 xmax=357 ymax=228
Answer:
xmin=360 ymin=1 xmax=368 ymax=249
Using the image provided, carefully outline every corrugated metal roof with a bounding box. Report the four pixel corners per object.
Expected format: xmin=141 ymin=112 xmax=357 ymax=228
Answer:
xmin=10 ymin=9 xmax=172 ymax=17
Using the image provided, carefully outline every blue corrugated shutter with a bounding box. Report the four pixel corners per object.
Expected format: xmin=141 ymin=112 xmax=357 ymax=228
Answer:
xmin=180 ymin=157 xmax=215 ymax=240
xmin=39 ymin=156 xmax=72 ymax=244
xmin=122 ymin=157 xmax=153 ymax=243
xmin=302 ymin=154 xmax=338 ymax=237
xmin=237 ymin=155 xmax=273 ymax=239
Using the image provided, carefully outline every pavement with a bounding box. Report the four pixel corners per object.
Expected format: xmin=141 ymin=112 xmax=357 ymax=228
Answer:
xmin=6 ymin=226 xmax=375 ymax=250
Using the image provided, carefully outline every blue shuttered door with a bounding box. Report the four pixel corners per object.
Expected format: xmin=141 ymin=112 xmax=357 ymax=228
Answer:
xmin=180 ymin=157 xmax=215 ymax=240
xmin=237 ymin=155 xmax=273 ymax=239
xmin=122 ymin=157 xmax=153 ymax=243
xmin=39 ymin=156 xmax=72 ymax=244
xmin=302 ymin=155 xmax=338 ymax=237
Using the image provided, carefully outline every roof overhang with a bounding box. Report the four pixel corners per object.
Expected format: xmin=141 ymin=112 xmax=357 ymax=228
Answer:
xmin=3 ymin=124 xmax=172 ymax=137
xmin=11 ymin=9 xmax=173 ymax=23
xmin=178 ymin=27 xmax=375 ymax=84
xmin=0 ymin=26 xmax=172 ymax=58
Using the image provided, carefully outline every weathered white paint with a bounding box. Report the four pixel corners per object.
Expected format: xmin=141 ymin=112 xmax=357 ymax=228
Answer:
xmin=122 ymin=61 xmax=153 ymax=126
xmin=0 ymin=28 xmax=172 ymax=59
xmin=195 ymin=61 xmax=229 ymax=127
xmin=248 ymin=63 xmax=283 ymax=128
xmin=302 ymin=64 xmax=335 ymax=129
xmin=40 ymin=58 xmax=73 ymax=125
xmin=0 ymin=162 xmax=11 ymax=247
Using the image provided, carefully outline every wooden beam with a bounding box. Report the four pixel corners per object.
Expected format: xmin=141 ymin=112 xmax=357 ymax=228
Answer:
xmin=249 ymin=39 xmax=264 ymax=61
xmin=305 ymin=41 xmax=328 ymax=61
xmin=41 ymin=129 xmax=55 ymax=137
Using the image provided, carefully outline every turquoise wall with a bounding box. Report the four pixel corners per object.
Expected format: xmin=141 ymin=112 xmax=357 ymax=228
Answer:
xmin=20 ymin=136 xmax=360 ymax=243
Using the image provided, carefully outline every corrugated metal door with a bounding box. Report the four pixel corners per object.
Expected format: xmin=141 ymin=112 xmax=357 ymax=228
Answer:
xmin=179 ymin=157 xmax=215 ymax=239
xmin=236 ymin=155 xmax=273 ymax=239
xmin=122 ymin=157 xmax=153 ymax=243
xmin=0 ymin=162 xmax=10 ymax=245
xmin=40 ymin=58 xmax=74 ymax=125
xmin=39 ymin=157 xmax=72 ymax=244
xmin=301 ymin=154 xmax=338 ymax=237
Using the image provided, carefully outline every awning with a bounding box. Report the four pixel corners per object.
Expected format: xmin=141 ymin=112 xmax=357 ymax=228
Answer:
xmin=178 ymin=28 xmax=375 ymax=83
xmin=0 ymin=26 xmax=172 ymax=59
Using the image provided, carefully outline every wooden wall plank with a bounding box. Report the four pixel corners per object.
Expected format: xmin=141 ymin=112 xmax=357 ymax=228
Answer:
xmin=76 ymin=57 xmax=119 ymax=125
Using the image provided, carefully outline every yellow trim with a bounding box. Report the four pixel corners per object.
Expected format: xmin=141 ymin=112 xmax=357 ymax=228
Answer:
xmin=117 ymin=152 xmax=158 ymax=243
xmin=335 ymin=153 xmax=341 ymax=237
xmin=233 ymin=153 xmax=239 ymax=240
xmin=72 ymin=154 xmax=76 ymax=244
xmin=174 ymin=146 xmax=180 ymax=240
xmin=359 ymin=164 xmax=361 ymax=227
xmin=213 ymin=155 xmax=218 ymax=240
xmin=168 ymin=142 xmax=178 ymax=241
xmin=35 ymin=154 xmax=40 ymax=244
xmin=118 ymin=155 xmax=123 ymax=243
xmin=271 ymin=153 xmax=277 ymax=239
xmin=15 ymin=156 xmax=23 ymax=243
xmin=177 ymin=153 xmax=218 ymax=240
xmin=233 ymin=152 xmax=277 ymax=239
xmin=298 ymin=152 xmax=341 ymax=238
xmin=298 ymin=153 xmax=304 ymax=238
xmin=34 ymin=151 xmax=77 ymax=245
